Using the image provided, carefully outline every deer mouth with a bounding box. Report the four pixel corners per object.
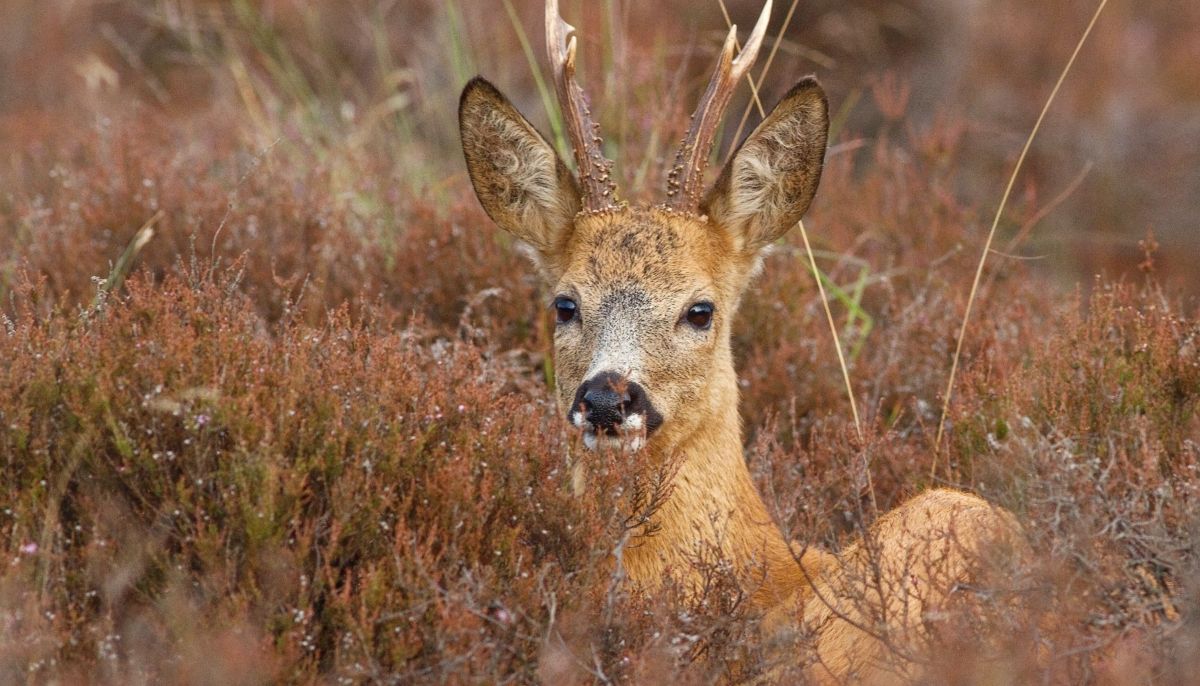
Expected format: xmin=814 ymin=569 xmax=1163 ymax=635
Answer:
xmin=585 ymin=430 xmax=646 ymax=453
xmin=569 ymin=410 xmax=660 ymax=453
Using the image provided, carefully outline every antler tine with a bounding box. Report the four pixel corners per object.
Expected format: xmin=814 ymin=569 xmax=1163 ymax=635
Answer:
xmin=666 ymin=0 xmax=772 ymax=212
xmin=546 ymin=0 xmax=619 ymax=212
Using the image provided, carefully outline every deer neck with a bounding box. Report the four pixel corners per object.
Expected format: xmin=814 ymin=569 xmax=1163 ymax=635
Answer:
xmin=618 ymin=354 xmax=807 ymax=609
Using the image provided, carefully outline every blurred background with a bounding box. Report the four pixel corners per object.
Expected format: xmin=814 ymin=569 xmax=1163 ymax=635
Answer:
xmin=2 ymin=0 xmax=1196 ymax=298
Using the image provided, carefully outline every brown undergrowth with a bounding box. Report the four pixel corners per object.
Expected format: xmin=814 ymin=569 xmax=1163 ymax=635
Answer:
xmin=1 ymin=0 xmax=1198 ymax=683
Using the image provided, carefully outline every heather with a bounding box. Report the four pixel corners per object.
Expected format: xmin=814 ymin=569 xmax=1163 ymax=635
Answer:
xmin=1 ymin=0 xmax=1198 ymax=683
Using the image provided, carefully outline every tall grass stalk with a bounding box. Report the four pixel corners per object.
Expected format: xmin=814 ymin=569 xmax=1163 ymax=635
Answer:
xmin=715 ymin=0 xmax=864 ymax=456
xmin=501 ymin=0 xmax=567 ymax=156
xmin=798 ymin=220 xmax=864 ymax=441
xmin=931 ymin=0 xmax=1111 ymax=479
xmin=799 ymin=218 xmax=872 ymax=511
xmin=443 ymin=0 xmax=477 ymax=88
xmin=724 ymin=0 xmax=802 ymax=167
xmin=716 ymin=0 xmax=766 ymax=121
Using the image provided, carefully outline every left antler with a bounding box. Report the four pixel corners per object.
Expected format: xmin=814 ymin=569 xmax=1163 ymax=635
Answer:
xmin=546 ymin=0 xmax=620 ymax=212
xmin=666 ymin=0 xmax=772 ymax=212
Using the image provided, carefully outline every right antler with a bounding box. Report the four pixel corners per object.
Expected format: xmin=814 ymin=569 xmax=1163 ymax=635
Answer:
xmin=666 ymin=0 xmax=772 ymax=213
xmin=546 ymin=0 xmax=620 ymax=212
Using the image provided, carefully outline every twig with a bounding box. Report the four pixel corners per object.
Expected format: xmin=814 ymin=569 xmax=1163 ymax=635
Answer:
xmin=207 ymin=136 xmax=283 ymax=281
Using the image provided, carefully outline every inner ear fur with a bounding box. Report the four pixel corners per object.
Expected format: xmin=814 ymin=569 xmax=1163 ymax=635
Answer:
xmin=459 ymin=77 xmax=581 ymax=264
xmin=702 ymin=77 xmax=829 ymax=254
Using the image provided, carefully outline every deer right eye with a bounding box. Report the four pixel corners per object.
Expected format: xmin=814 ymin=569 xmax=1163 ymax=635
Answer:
xmin=553 ymin=296 xmax=578 ymax=324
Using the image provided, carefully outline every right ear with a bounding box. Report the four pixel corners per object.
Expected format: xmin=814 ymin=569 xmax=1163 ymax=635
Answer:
xmin=459 ymin=77 xmax=581 ymax=273
xmin=702 ymin=78 xmax=828 ymax=255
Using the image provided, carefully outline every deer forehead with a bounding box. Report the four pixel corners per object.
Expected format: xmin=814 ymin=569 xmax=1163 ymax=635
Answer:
xmin=559 ymin=207 xmax=741 ymax=296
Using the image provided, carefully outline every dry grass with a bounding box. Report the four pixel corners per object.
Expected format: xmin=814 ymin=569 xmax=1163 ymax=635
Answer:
xmin=1 ymin=0 xmax=1198 ymax=683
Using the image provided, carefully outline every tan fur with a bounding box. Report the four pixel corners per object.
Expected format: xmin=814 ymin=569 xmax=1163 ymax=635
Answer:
xmin=460 ymin=72 xmax=1026 ymax=683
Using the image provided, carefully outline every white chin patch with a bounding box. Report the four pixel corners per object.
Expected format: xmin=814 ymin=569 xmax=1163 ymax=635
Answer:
xmin=583 ymin=432 xmax=646 ymax=453
xmin=578 ymin=413 xmax=648 ymax=454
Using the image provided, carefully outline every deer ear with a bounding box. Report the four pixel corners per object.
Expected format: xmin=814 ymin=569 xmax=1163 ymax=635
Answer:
xmin=459 ymin=77 xmax=581 ymax=272
xmin=702 ymin=78 xmax=829 ymax=254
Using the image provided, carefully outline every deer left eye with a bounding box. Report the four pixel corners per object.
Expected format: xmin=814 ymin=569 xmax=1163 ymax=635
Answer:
xmin=553 ymin=296 xmax=578 ymax=324
xmin=684 ymin=302 xmax=714 ymax=330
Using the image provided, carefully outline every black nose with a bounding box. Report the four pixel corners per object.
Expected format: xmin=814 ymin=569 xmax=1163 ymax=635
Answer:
xmin=573 ymin=371 xmax=647 ymax=433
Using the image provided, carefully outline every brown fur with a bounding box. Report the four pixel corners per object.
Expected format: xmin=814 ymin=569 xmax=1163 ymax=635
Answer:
xmin=459 ymin=75 xmax=1026 ymax=683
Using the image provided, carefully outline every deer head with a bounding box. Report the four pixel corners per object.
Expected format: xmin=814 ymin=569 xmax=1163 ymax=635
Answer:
xmin=459 ymin=0 xmax=828 ymax=458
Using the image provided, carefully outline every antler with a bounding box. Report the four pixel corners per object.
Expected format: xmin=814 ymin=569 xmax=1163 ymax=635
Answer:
xmin=666 ymin=0 xmax=772 ymax=212
xmin=546 ymin=0 xmax=619 ymax=212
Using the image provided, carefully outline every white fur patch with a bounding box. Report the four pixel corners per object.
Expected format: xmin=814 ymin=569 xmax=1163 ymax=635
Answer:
xmin=577 ymin=412 xmax=648 ymax=454
xmin=582 ymin=431 xmax=645 ymax=454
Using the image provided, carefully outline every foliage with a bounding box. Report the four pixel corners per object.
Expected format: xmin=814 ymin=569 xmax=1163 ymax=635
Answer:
xmin=1 ymin=0 xmax=1197 ymax=683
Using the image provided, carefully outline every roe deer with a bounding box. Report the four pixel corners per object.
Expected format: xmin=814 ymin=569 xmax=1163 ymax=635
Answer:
xmin=459 ymin=1 xmax=1028 ymax=681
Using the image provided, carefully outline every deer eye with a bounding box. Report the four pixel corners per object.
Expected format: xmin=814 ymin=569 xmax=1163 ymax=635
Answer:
xmin=553 ymin=296 xmax=578 ymax=324
xmin=684 ymin=302 xmax=714 ymax=330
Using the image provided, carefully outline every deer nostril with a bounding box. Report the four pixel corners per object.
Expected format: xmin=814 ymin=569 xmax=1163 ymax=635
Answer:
xmin=616 ymin=389 xmax=633 ymax=413
xmin=569 ymin=372 xmax=661 ymax=441
xmin=576 ymin=371 xmax=636 ymax=432
xmin=623 ymin=385 xmax=640 ymax=411
xmin=582 ymin=386 xmax=624 ymax=430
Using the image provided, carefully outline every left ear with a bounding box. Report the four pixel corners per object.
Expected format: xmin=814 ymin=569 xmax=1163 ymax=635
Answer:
xmin=702 ymin=77 xmax=829 ymax=254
